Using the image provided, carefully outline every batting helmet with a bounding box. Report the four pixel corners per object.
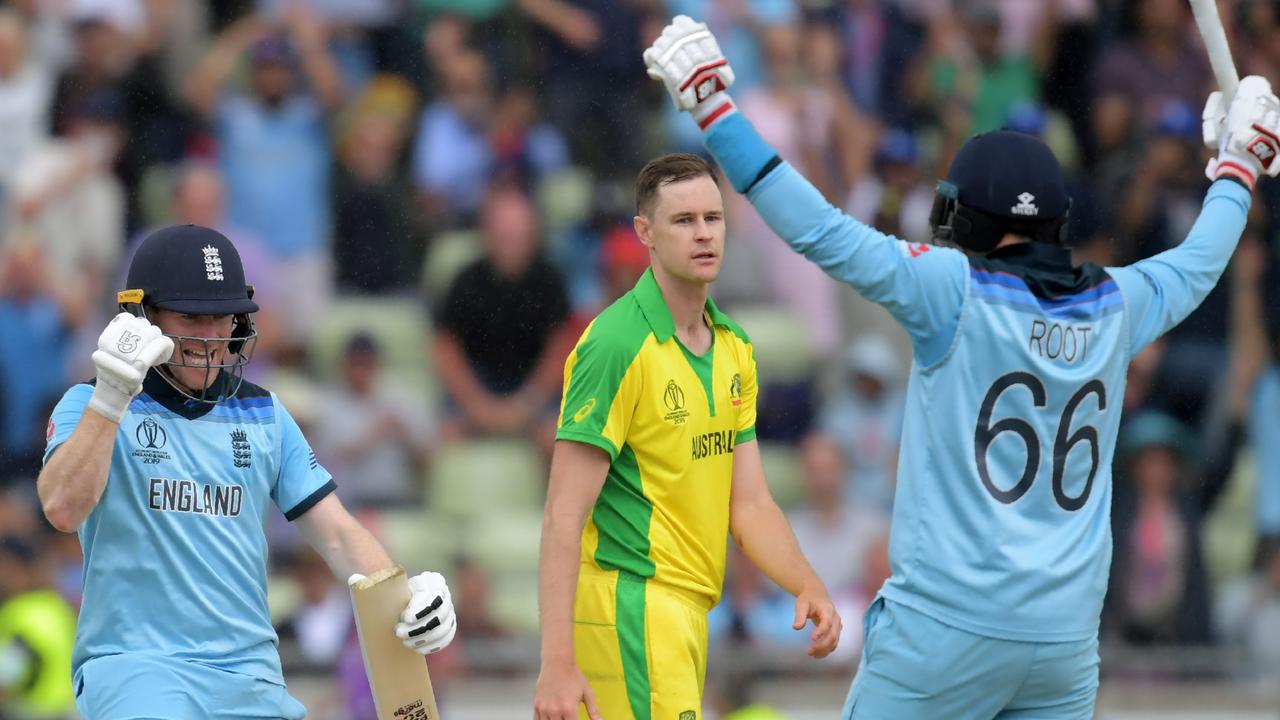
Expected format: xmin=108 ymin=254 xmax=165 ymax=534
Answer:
xmin=117 ymin=225 xmax=259 ymax=403
xmin=928 ymin=130 xmax=1070 ymax=253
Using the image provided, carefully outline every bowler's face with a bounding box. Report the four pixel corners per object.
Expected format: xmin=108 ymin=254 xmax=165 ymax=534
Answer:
xmin=639 ymin=175 xmax=726 ymax=286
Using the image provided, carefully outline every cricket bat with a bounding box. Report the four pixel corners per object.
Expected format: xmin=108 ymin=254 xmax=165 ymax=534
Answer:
xmin=350 ymin=566 xmax=441 ymax=720
xmin=1189 ymin=0 xmax=1240 ymax=100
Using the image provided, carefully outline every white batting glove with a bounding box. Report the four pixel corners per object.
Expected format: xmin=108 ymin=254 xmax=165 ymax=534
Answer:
xmin=1204 ymin=75 xmax=1280 ymax=190
xmin=88 ymin=312 xmax=174 ymax=423
xmin=643 ymin=15 xmax=737 ymax=130
xmin=393 ymin=571 xmax=457 ymax=655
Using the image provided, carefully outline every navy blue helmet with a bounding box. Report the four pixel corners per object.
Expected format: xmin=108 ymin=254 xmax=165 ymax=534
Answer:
xmin=929 ymin=130 xmax=1070 ymax=253
xmin=118 ymin=225 xmax=259 ymax=403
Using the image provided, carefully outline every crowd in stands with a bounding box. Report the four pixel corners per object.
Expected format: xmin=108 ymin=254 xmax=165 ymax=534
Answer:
xmin=2 ymin=0 xmax=1280 ymax=717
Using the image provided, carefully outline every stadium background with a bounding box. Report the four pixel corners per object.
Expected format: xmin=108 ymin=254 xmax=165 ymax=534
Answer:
xmin=0 ymin=0 xmax=1279 ymax=717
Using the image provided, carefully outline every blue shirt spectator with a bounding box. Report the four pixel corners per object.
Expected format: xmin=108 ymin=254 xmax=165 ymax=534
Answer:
xmin=0 ymin=245 xmax=71 ymax=472
xmin=218 ymin=94 xmax=331 ymax=258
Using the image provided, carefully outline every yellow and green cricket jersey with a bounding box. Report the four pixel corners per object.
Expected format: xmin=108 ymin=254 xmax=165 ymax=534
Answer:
xmin=556 ymin=268 xmax=758 ymax=605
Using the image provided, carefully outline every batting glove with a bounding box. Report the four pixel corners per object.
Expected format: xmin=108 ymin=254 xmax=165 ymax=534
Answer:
xmin=88 ymin=312 xmax=174 ymax=423
xmin=394 ymin=571 xmax=457 ymax=655
xmin=644 ymin=15 xmax=737 ymax=130
xmin=1204 ymin=75 xmax=1280 ymax=190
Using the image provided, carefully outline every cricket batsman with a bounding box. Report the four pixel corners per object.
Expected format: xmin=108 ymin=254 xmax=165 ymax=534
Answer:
xmin=37 ymin=225 xmax=456 ymax=718
xmin=645 ymin=15 xmax=1280 ymax=719
xmin=533 ymin=153 xmax=842 ymax=720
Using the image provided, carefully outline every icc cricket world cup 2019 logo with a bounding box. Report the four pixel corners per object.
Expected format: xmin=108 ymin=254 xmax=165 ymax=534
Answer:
xmin=663 ymin=379 xmax=689 ymax=425
xmin=133 ymin=417 xmax=171 ymax=464
xmin=136 ymin=417 xmax=167 ymax=449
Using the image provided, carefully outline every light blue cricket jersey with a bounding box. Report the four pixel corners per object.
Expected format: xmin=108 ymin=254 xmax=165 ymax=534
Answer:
xmin=706 ymin=113 xmax=1251 ymax=641
xmin=44 ymin=371 xmax=335 ymax=682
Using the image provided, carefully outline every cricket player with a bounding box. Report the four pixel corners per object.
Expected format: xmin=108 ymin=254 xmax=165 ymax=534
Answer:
xmin=645 ymin=15 xmax=1280 ymax=719
xmin=533 ymin=153 xmax=842 ymax=720
xmin=36 ymin=225 xmax=457 ymax=719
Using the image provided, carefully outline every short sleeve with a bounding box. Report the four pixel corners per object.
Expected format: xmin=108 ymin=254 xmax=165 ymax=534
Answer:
xmin=736 ymin=342 xmax=758 ymax=444
xmin=555 ymin=320 xmax=646 ymax=460
xmin=42 ymin=384 xmax=93 ymax=465
xmin=271 ymin=396 xmax=336 ymax=521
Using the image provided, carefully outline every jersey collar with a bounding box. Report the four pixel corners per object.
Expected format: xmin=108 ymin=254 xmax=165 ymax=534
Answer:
xmin=984 ymin=242 xmax=1073 ymax=266
xmin=631 ymin=267 xmax=732 ymax=342
xmin=142 ymin=369 xmax=228 ymax=420
xmin=976 ymin=242 xmax=1111 ymax=300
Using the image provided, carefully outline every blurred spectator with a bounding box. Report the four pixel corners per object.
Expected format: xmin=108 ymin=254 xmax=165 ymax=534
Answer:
xmin=803 ymin=18 xmax=875 ymax=198
xmin=0 ymin=243 xmax=84 ymax=483
xmin=1233 ymin=238 xmax=1280 ymax=553
xmin=453 ymin=556 xmax=507 ymax=641
xmin=311 ymin=333 xmax=433 ymax=510
xmin=411 ymin=48 xmax=567 ymax=226
xmin=787 ymin=434 xmax=888 ymax=596
xmin=816 ymin=335 xmax=904 ymax=514
xmin=275 ymin=546 xmax=352 ymax=669
xmin=732 ymin=22 xmax=845 ymax=354
xmin=49 ymin=0 xmax=188 ymax=231
xmin=1107 ymin=406 xmax=1244 ymax=645
xmin=918 ymin=0 xmax=1049 ymax=144
xmin=0 ymin=9 xmax=53 ymax=226
xmin=1215 ymin=539 xmax=1280 ymax=683
xmin=845 ymin=127 xmax=933 ymax=245
xmin=598 ymin=224 xmax=651 ymax=303
xmin=187 ymin=7 xmax=341 ymax=345
xmin=710 ymin=546 xmax=804 ymax=649
xmin=1108 ymin=101 xmax=1207 ymax=266
xmin=9 ymin=90 xmax=125 ymax=293
xmin=1092 ymin=0 xmax=1209 ymax=155
xmin=0 ymin=535 xmax=77 ymax=719
xmin=821 ymin=0 xmax=926 ymax=127
xmin=562 ymin=223 xmax=651 ymax=340
xmin=1240 ymin=0 xmax=1280 ymax=82
xmin=258 ymin=0 xmax=401 ymax=98
xmin=520 ymin=0 xmax=652 ymax=177
xmin=333 ymin=74 xmax=424 ymax=295
xmin=432 ymin=186 xmax=569 ymax=447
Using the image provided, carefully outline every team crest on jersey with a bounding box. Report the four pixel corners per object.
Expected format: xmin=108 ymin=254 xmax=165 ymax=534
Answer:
xmin=663 ymin=379 xmax=689 ymax=425
xmin=729 ymin=373 xmax=742 ymax=406
xmin=230 ymin=428 xmax=252 ymax=468
xmin=132 ymin=417 xmax=171 ymax=464
xmin=680 ymin=711 xmax=697 ymax=720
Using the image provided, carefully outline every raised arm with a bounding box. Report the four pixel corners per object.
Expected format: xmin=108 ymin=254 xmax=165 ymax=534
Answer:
xmin=643 ymin=16 xmax=967 ymax=363
xmin=40 ymin=314 xmax=172 ymax=532
xmin=186 ymin=16 xmax=268 ymax=119
xmin=1108 ymin=75 xmax=1279 ymax=354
